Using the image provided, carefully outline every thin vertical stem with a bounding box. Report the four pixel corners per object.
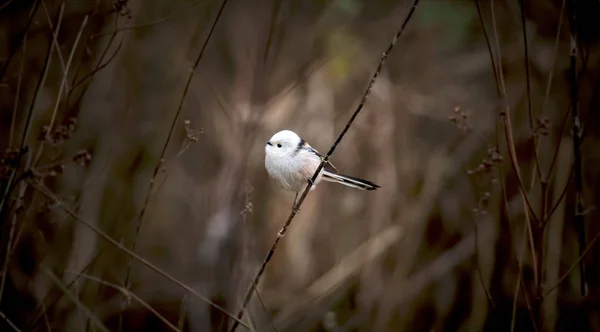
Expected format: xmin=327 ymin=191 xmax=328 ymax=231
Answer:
xmin=567 ymin=0 xmax=586 ymax=297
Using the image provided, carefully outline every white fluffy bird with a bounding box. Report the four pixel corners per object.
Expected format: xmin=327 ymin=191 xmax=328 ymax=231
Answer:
xmin=264 ymin=130 xmax=379 ymax=194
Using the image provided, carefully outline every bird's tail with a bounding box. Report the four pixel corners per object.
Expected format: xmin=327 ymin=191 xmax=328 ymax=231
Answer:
xmin=322 ymin=170 xmax=380 ymax=190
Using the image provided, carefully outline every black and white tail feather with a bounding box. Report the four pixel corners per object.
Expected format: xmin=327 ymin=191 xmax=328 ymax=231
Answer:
xmin=298 ymin=137 xmax=379 ymax=191
xmin=322 ymin=171 xmax=380 ymax=190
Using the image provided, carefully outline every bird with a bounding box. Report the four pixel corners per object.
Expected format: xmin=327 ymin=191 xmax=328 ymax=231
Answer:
xmin=264 ymin=130 xmax=380 ymax=196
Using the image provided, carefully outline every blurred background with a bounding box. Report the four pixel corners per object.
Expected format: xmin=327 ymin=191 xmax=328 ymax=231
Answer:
xmin=1 ymin=0 xmax=599 ymax=331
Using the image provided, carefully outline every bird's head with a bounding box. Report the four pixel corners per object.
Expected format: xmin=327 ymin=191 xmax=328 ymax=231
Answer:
xmin=265 ymin=130 xmax=302 ymax=158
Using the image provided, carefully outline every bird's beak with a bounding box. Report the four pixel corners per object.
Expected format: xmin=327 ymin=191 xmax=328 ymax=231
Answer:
xmin=266 ymin=141 xmax=272 ymax=146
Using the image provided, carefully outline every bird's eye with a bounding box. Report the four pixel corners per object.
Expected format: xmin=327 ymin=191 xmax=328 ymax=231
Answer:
xmin=277 ymin=143 xmax=282 ymax=148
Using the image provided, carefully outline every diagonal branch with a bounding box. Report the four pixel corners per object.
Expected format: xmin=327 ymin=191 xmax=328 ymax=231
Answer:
xmin=125 ymin=0 xmax=230 ymax=291
xmin=30 ymin=181 xmax=253 ymax=331
xmin=229 ymin=1 xmax=421 ymax=331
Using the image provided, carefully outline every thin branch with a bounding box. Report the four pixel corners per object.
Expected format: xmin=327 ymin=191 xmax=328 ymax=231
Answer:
xmin=474 ymin=0 xmax=501 ymax=97
xmin=518 ymin=0 xmax=542 ymax=181
xmin=0 ymin=2 xmax=59 ymax=219
xmin=476 ymin=0 xmax=537 ymax=327
xmin=471 ymin=212 xmax=496 ymax=307
xmin=70 ymin=272 xmax=181 ymax=332
xmin=543 ymin=230 xmax=599 ymax=296
xmin=34 ymin=14 xmax=89 ymax=167
xmin=30 ymin=181 xmax=253 ymax=331
xmin=41 ymin=265 xmax=111 ymax=332
xmin=9 ymin=34 xmax=27 ymax=147
xmin=124 ymin=0 xmax=230 ymax=291
xmin=70 ymin=15 xmax=124 ymax=92
xmin=0 ymin=310 xmax=23 ymax=332
xmin=70 ymin=37 xmax=125 ymax=92
xmin=41 ymin=0 xmax=67 ymax=76
xmin=92 ymin=0 xmax=203 ymax=39
xmin=229 ymin=1 xmax=420 ymax=331
xmin=0 ymin=0 xmax=14 ymax=11
xmin=48 ymin=15 xmax=88 ymax=130
xmin=540 ymin=0 xmax=566 ymax=119
xmin=255 ymin=288 xmax=279 ymax=332
xmin=567 ymin=0 xmax=587 ymax=297
xmin=489 ymin=0 xmax=539 ymax=224
xmin=545 ymin=165 xmax=573 ymax=222
xmin=545 ymin=29 xmax=591 ymax=181
xmin=29 ymin=250 xmax=106 ymax=329
xmin=0 ymin=0 xmax=41 ymax=82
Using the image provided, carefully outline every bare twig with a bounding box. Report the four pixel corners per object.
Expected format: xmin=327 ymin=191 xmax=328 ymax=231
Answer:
xmin=70 ymin=17 xmax=125 ymax=92
xmin=9 ymin=35 xmax=27 ymax=147
xmin=70 ymin=272 xmax=181 ymax=332
xmin=30 ymin=181 xmax=253 ymax=331
xmin=92 ymin=0 xmax=203 ymax=39
xmin=124 ymin=0 xmax=230 ymax=293
xmin=543 ymin=230 xmax=599 ymax=296
xmin=0 ymin=0 xmax=40 ymax=82
xmin=41 ymin=265 xmax=111 ymax=332
xmin=0 ymin=1 xmax=59 ymax=221
xmin=567 ymin=0 xmax=587 ymax=297
xmin=33 ymin=14 xmax=89 ymax=167
xmin=476 ymin=0 xmax=537 ymax=327
xmin=471 ymin=211 xmax=496 ymax=307
xmin=540 ymin=0 xmax=566 ymax=120
xmin=0 ymin=177 xmax=28 ymax=305
xmin=41 ymin=0 xmax=67 ymax=75
xmin=518 ymin=0 xmax=542 ymax=181
xmin=0 ymin=310 xmax=23 ymax=332
xmin=229 ymin=1 xmax=420 ymax=331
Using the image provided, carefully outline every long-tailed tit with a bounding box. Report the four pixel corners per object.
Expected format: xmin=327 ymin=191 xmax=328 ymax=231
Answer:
xmin=265 ymin=130 xmax=380 ymax=194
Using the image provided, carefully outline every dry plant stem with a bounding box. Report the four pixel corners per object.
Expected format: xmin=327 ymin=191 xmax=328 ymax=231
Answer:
xmin=92 ymin=0 xmax=203 ymax=39
xmin=9 ymin=35 xmax=27 ymax=147
xmin=41 ymin=303 xmax=51 ymax=332
xmin=546 ymin=46 xmax=591 ymax=178
xmin=71 ymin=272 xmax=181 ymax=332
xmin=0 ymin=0 xmax=14 ymax=11
xmin=177 ymin=295 xmax=188 ymax=331
xmin=501 ymin=166 xmax=537 ymax=332
xmin=543 ymin=230 xmax=600 ymax=296
xmin=490 ymin=0 xmax=539 ymax=273
xmin=489 ymin=0 xmax=539 ymax=225
xmin=29 ymin=250 xmax=107 ymax=329
xmin=71 ymin=16 xmax=124 ymax=92
xmin=0 ymin=0 xmax=40 ymax=81
xmin=484 ymin=0 xmax=538 ymax=327
xmin=34 ymin=14 xmax=89 ymax=167
xmin=255 ymin=288 xmax=278 ymax=332
xmin=228 ymin=1 xmax=420 ymax=331
xmin=0 ymin=214 xmax=17 ymax=303
xmin=540 ymin=0 xmax=565 ymax=121
xmin=30 ymin=181 xmax=253 ymax=331
xmin=518 ymin=0 xmax=542 ymax=181
xmin=0 ymin=310 xmax=22 ymax=332
xmin=48 ymin=15 xmax=88 ymax=130
xmin=41 ymin=0 xmax=67 ymax=74
xmin=0 ymin=172 xmax=29 ymax=306
xmin=0 ymin=3 xmax=58 ymax=218
xmin=568 ymin=0 xmax=587 ymax=297
xmin=41 ymin=265 xmax=111 ymax=332
xmin=474 ymin=0 xmax=501 ymax=96
xmin=124 ymin=0 xmax=230 ymax=289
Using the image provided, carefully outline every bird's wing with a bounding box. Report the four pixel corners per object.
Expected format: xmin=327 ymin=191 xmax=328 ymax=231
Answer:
xmin=303 ymin=144 xmax=339 ymax=174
